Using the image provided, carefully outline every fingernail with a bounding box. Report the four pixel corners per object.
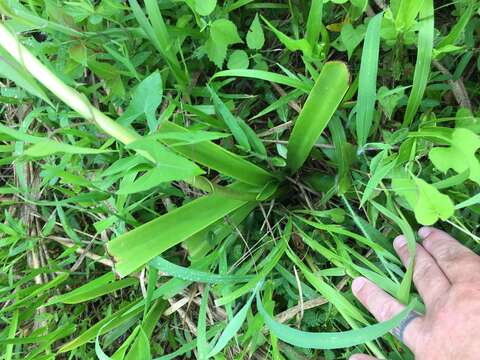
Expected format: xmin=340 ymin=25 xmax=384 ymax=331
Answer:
xmin=418 ymin=226 xmax=433 ymax=239
xmin=393 ymin=235 xmax=407 ymax=250
xmin=352 ymin=277 xmax=367 ymax=294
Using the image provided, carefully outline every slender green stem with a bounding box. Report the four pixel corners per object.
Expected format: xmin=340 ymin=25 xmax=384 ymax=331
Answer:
xmin=0 ymin=22 xmax=254 ymax=199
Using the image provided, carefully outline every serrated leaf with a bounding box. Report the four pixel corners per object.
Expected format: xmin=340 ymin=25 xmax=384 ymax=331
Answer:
xmin=227 ymin=50 xmax=249 ymax=69
xmin=206 ymin=19 xmax=242 ymax=67
xmin=246 ymin=14 xmax=265 ymax=50
xmin=429 ymin=128 xmax=480 ymax=184
xmin=211 ymin=18 xmax=242 ymax=45
xmin=205 ymin=37 xmax=227 ymax=67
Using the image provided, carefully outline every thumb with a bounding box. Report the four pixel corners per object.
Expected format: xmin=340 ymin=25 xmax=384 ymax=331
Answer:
xmin=350 ymin=355 xmax=379 ymax=360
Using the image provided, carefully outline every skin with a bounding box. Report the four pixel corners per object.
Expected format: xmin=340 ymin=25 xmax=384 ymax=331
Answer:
xmin=350 ymin=227 xmax=480 ymax=360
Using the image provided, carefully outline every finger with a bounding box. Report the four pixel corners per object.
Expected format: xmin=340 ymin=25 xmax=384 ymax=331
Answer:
xmin=419 ymin=227 xmax=480 ymax=283
xmin=393 ymin=235 xmax=450 ymax=307
xmin=350 ymin=355 xmax=379 ymax=360
xmin=352 ymin=277 xmax=423 ymax=352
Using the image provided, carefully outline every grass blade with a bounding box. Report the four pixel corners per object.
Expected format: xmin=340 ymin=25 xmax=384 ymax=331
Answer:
xmin=287 ymin=61 xmax=350 ymax=173
xmin=212 ymin=69 xmax=312 ymax=92
xmin=207 ymin=85 xmax=251 ymax=151
xmin=356 ymin=12 xmax=383 ymax=147
xmin=257 ymin=291 xmax=416 ymax=349
xmin=208 ymin=291 xmax=256 ymax=357
xmin=197 ymin=286 xmax=210 ymax=360
xmin=148 ymin=257 xmax=253 ymax=284
xmin=403 ymin=0 xmax=434 ymax=127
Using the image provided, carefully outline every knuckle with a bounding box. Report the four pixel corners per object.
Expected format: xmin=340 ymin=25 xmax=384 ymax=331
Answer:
xmin=378 ymin=301 xmax=397 ymax=321
xmin=433 ymin=244 xmax=465 ymax=262
xmin=413 ymin=260 xmax=435 ymax=282
xmin=396 ymin=242 xmax=410 ymax=259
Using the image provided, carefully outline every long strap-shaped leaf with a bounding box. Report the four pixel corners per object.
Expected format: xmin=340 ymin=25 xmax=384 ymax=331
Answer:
xmin=160 ymin=121 xmax=274 ymax=186
xmin=355 ymin=12 xmax=383 ymax=148
xmin=287 ymin=61 xmax=350 ymax=173
xmin=257 ymin=291 xmax=417 ymax=349
xmin=403 ymin=0 xmax=434 ymax=127
xmin=107 ymin=194 xmax=249 ymax=276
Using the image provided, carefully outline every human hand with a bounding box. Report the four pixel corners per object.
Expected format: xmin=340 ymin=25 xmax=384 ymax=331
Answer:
xmin=350 ymin=227 xmax=480 ymax=360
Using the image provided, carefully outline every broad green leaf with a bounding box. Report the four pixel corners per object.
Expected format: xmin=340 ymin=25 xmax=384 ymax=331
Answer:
xmin=206 ymin=19 xmax=242 ymax=67
xmin=246 ymin=14 xmax=265 ymax=50
xmin=413 ymin=177 xmax=455 ymax=225
xmin=194 ymin=0 xmax=216 ymax=16
xmin=183 ymin=202 xmax=257 ymax=259
xmin=429 ymin=128 xmax=480 ymax=185
xmin=393 ymin=174 xmax=455 ymax=224
xmin=210 ymin=18 xmax=242 ymax=44
xmin=148 ymin=257 xmax=253 ymax=284
xmin=227 ymin=50 xmax=249 ymax=70
xmin=118 ymin=71 xmax=163 ymax=131
xmin=392 ymin=176 xmax=417 ymax=207
xmin=107 ymin=193 xmax=248 ymax=276
xmin=205 ymin=38 xmax=228 ymax=68
xmin=287 ymin=61 xmax=350 ymax=173
xmin=403 ymin=0 xmax=434 ymax=126
xmin=257 ymin=292 xmax=416 ymax=349
xmin=69 ymin=43 xmax=88 ymax=66
xmin=395 ymin=0 xmax=425 ymax=32
xmin=356 ymin=12 xmax=383 ymax=147
xmin=455 ymin=107 xmax=480 ymax=133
